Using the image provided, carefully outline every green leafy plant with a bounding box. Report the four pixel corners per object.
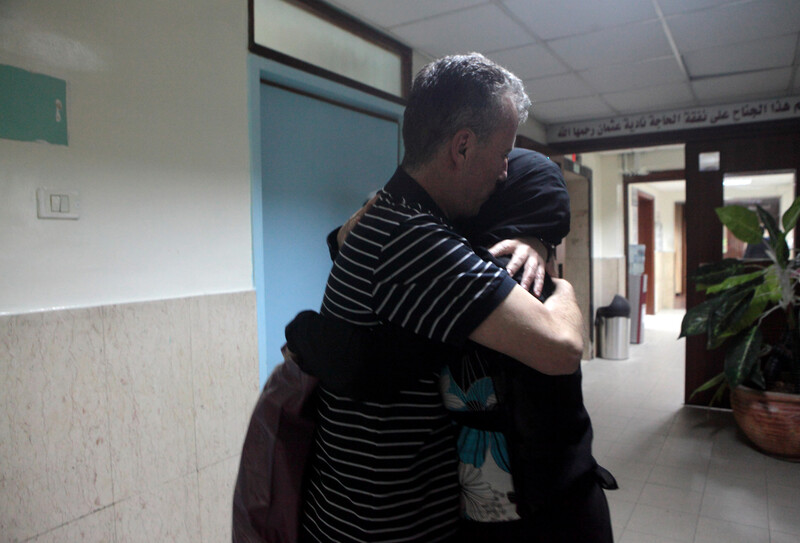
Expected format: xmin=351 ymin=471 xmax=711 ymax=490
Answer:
xmin=680 ymin=196 xmax=800 ymax=404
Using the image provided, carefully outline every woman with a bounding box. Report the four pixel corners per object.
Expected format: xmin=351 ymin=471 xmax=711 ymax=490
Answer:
xmin=287 ymin=148 xmax=615 ymax=542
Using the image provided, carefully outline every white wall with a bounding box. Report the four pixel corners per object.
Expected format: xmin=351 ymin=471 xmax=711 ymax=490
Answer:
xmin=0 ymin=0 xmax=252 ymax=315
xmin=584 ymin=152 xmax=626 ymax=258
xmin=629 ymin=147 xmax=684 ymax=173
xmin=1 ymin=2 xmax=259 ymax=541
xmin=632 ymin=182 xmax=685 ymax=252
xmin=724 ymin=180 xmax=795 ymax=209
xmin=581 ymin=153 xmax=625 ymax=311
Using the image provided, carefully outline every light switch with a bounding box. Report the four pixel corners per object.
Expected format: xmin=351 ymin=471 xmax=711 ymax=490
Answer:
xmin=37 ymin=189 xmax=79 ymax=220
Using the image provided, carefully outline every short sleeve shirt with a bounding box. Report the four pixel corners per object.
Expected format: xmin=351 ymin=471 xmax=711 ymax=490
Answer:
xmin=301 ymin=167 xmax=517 ymax=543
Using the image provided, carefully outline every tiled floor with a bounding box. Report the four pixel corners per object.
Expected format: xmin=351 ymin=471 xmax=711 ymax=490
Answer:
xmin=582 ymin=309 xmax=800 ymax=543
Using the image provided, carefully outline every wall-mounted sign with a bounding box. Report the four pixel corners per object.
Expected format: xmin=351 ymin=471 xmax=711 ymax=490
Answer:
xmin=698 ymin=151 xmax=720 ymax=172
xmin=547 ymin=95 xmax=800 ymax=143
xmin=0 ymin=64 xmax=68 ymax=145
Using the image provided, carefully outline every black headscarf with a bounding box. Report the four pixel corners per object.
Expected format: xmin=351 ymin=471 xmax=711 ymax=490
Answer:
xmin=457 ymin=148 xmax=570 ymax=248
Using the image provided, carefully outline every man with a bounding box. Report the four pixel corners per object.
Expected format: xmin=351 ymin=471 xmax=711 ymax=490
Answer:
xmin=299 ymin=53 xmax=583 ymax=543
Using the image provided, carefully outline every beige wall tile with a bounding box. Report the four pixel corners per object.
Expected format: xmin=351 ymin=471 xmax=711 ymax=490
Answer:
xmin=593 ymin=256 xmax=627 ymax=318
xmin=1 ymin=292 xmax=258 ymax=540
xmin=655 ymin=251 xmax=675 ymax=312
xmin=29 ymin=506 xmax=116 ymax=543
xmin=114 ymin=473 xmax=201 ymax=543
xmin=0 ymin=309 xmax=112 ymax=539
xmin=104 ymin=298 xmax=196 ymax=501
xmin=0 ymin=474 xmax=58 ymax=540
xmin=190 ymin=291 xmax=259 ymax=469
xmin=198 ymin=455 xmax=240 ymax=543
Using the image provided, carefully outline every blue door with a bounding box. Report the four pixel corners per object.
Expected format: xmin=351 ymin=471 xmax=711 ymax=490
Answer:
xmin=257 ymin=81 xmax=400 ymax=380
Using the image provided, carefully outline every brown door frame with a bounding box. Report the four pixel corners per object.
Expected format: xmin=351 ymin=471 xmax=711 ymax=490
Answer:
xmin=675 ymin=202 xmax=686 ymax=299
xmin=637 ymin=191 xmax=656 ymax=314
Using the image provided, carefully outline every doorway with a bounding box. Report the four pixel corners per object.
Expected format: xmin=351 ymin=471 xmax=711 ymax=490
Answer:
xmin=722 ymin=171 xmax=796 ymax=259
xmin=624 ymin=175 xmax=687 ymax=317
xmin=684 ymin=132 xmax=800 ymax=405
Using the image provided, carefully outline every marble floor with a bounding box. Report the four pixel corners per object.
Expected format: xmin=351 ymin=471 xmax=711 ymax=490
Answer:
xmin=582 ymin=309 xmax=800 ymax=543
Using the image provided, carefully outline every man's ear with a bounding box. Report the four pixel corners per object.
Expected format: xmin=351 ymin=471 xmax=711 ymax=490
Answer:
xmin=449 ymin=129 xmax=472 ymax=166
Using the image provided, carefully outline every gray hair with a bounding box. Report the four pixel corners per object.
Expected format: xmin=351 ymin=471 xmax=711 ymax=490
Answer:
xmin=401 ymin=53 xmax=530 ymax=171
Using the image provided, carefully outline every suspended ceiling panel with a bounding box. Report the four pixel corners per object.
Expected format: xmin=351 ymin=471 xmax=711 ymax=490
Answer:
xmin=325 ymin=0 xmax=800 ymax=127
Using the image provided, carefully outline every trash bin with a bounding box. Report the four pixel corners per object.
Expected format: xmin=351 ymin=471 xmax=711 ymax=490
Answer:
xmin=595 ymin=295 xmax=630 ymax=360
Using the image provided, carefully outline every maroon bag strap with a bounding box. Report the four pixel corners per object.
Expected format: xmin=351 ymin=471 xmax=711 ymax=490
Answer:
xmin=232 ymin=349 xmax=319 ymax=543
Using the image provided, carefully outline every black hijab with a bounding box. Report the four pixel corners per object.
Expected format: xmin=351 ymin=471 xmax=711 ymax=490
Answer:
xmin=458 ymin=148 xmax=570 ymax=248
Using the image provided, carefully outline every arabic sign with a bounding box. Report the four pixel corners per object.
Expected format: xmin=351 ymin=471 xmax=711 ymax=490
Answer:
xmin=546 ymin=96 xmax=800 ymax=143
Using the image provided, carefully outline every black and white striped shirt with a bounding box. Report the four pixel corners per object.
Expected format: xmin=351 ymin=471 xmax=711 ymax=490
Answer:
xmin=301 ymin=168 xmax=516 ymax=542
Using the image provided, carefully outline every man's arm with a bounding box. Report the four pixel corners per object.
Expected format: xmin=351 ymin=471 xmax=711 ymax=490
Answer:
xmin=336 ymin=205 xmax=551 ymax=296
xmin=469 ymin=278 xmax=583 ymax=375
xmin=334 ymin=200 xmax=581 ymax=376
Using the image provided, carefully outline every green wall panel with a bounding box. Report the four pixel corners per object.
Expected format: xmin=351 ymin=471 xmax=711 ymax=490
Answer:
xmin=0 ymin=64 xmax=68 ymax=145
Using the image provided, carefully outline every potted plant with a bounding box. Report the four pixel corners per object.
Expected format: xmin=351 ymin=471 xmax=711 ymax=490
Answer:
xmin=680 ymin=195 xmax=800 ymax=460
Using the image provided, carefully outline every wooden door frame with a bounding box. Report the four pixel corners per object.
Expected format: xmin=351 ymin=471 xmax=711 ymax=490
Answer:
xmin=248 ymin=55 xmax=405 ymax=384
xmin=637 ymin=191 xmax=656 ymax=314
xmin=674 ymin=202 xmax=686 ymax=298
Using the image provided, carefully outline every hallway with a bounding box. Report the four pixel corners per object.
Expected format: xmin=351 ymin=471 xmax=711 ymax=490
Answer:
xmin=583 ymin=310 xmax=800 ymax=542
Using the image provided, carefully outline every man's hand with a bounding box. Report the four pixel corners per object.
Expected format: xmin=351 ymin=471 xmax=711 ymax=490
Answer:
xmin=488 ymin=237 xmax=550 ymax=295
xmin=337 ymin=193 xmax=380 ymax=248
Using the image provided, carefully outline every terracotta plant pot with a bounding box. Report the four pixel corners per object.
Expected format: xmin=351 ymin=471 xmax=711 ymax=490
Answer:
xmin=730 ymin=385 xmax=800 ymax=461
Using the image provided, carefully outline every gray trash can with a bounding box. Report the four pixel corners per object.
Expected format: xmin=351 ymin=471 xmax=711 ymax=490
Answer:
xmin=595 ymin=295 xmax=630 ymax=360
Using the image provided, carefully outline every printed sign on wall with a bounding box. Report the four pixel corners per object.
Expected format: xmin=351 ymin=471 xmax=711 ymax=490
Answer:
xmin=547 ymin=96 xmax=800 ymax=143
xmin=0 ymin=64 xmax=68 ymax=145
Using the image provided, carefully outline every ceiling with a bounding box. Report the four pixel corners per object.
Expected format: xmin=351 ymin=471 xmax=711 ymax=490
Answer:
xmin=324 ymin=0 xmax=800 ymax=127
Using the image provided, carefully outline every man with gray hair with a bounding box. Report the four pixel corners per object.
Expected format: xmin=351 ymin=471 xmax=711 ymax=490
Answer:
xmin=299 ymin=53 xmax=584 ymax=542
